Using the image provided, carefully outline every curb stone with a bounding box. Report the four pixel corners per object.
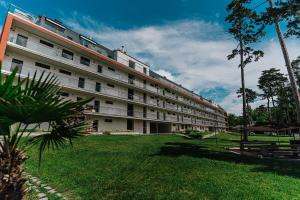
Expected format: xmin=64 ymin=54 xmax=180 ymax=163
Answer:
xmin=24 ymin=172 xmax=67 ymax=200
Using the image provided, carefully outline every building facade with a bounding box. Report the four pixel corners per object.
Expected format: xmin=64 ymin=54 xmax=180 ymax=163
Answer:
xmin=0 ymin=6 xmax=228 ymax=134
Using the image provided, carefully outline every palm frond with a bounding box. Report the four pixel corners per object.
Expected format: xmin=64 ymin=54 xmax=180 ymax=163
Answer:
xmin=28 ymin=118 xmax=86 ymax=165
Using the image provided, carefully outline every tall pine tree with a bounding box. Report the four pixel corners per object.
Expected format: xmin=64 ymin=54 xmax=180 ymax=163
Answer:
xmin=226 ymin=0 xmax=265 ymax=142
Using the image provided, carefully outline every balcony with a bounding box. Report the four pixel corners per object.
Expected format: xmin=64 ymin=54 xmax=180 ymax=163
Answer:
xmin=147 ymin=98 xmax=157 ymax=106
xmin=8 ymin=36 xmax=177 ymax=99
xmin=165 ymin=115 xmax=177 ymax=122
xmin=84 ymin=105 xmax=145 ymax=118
xmin=165 ymin=103 xmax=177 ymax=111
xmin=146 ymin=112 xmax=157 ymax=120
xmin=7 ymin=35 xmax=226 ymax=121
xmin=146 ymin=85 xmax=157 ymax=93
xmin=183 ymin=118 xmax=192 ymax=124
xmin=165 ymin=92 xmax=176 ymax=99
xmin=1 ymin=61 xmax=145 ymax=104
xmin=182 ymin=108 xmax=192 ymax=114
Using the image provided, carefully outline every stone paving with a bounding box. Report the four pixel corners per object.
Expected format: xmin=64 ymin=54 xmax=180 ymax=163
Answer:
xmin=24 ymin=172 xmax=67 ymax=200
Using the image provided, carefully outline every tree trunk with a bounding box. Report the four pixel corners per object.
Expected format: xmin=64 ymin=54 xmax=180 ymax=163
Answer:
xmin=240 ymin=39 xmax=248 ymax=142
xmin=268 ymin=0 xmax=300 ymax=125
xmin=267 ymin=97 xmax=271 ymax=123
xmin=0 ymin=144 xmax=28 ymax=200
xmin=271 ymin=96 xmax=275 ymax=108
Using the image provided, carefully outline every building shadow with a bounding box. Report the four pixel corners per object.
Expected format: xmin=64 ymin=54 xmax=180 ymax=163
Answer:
xmin=150 ymin=142 xmax=300 ymax=179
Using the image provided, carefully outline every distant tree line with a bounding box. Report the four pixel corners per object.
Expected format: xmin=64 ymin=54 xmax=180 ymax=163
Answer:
xmin=229 ymin=67 xmax=298 ymax=128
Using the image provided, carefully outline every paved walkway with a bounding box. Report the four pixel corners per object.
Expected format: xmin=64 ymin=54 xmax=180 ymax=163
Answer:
xmin=202 ymin=132 xmax=221 ymax=139
xmin=24 ymin=172 xmax=67 ymax=200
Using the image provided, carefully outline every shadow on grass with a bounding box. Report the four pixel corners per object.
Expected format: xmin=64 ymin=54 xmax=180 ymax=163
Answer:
xmin=151 ymin=141 xmax=300 ymax=179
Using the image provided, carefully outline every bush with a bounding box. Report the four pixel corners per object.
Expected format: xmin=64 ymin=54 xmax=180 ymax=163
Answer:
xmin=102 ymin=131 xmax=111 ymax=135
xmin=185 ymin=130 xmax=203 ymax=139
xmin=189 ymin=132 xmax=203 ymax=139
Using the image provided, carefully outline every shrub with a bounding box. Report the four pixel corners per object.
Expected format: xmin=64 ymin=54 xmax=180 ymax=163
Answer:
xmin=189 ymin=131 xmax=203 ymax=139
xmin=103 ymin=131 xmax=111 ymax=135
xmin=185 ymin=130 xmax=204 ymax=139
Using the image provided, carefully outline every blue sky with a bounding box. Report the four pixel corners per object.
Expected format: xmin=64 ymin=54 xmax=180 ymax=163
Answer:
xmin=0 ymin=0 xmax=231 ymax=29
xmin=1 ymin=0 xmax=300 ymax=114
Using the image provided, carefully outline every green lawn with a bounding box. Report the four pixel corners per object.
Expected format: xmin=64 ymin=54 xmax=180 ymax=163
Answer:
xmin=25 ymin=133 xmax=300 ymax=200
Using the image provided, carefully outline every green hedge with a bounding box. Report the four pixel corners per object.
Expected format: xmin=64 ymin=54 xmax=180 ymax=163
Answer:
xmin=185 ymin=130 xmax=215 ymax=139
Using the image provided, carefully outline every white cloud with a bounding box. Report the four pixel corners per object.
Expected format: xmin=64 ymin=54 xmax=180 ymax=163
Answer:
xmin=63 ymin=13 xmax=300 ymax=115
xmin=153 ymin=69 xmax=175 ymax=81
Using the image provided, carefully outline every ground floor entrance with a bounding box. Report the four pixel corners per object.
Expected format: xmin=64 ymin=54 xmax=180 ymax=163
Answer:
xmin=150 ymin=122 xmax=172 ymax=134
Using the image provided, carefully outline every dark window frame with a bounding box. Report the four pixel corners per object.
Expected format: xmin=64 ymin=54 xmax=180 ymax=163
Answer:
xmin=59 ymin=92 xmax=69 ymax=97
xmin=107 ymin=83 xmax=114 ymax=88
xmin=62 ymin=49 xmax=74 ymax=60
xmin=95 ymin=82 xmax=101 ymax=92
xmin=97 ymin=65 xmax=103 ymax=73
xmin=59 ymin=69 xmax=71 ymax=76
xmin=80 ymin=56 xmax=90 ymax=66
xmin=10 ymin=58 xmax=23 ymax=73
xmin=78 ymin=77 xmax=85 ymax=88
xmin=105 ymin=101 xmax=113 ymax=105
xmin=108 ymin=67 xmax=115 ymax=72
xmin=40 ymin=40 xmax=54 ymax=48
xmin=129 ymin=60 xmax=135 ymax=68
xmin=35 ymin=62 xmax=50 ymax=70
xmin=16 ymin=34 xmax=28 ymax=47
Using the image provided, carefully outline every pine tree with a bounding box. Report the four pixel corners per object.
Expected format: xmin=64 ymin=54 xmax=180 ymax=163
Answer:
xmin=226 ymin=0 xmax=265 ymax=142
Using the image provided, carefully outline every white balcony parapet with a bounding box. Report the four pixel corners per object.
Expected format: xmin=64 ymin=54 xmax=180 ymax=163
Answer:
xmin=7 ymin=36 xmax=227 ymax=121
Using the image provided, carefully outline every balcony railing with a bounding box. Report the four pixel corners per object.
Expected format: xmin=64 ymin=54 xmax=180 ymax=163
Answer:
xmin=7 ymin=36 xmax=227 ymax=122
xmin=165 ymin=115 xmax=177 ymax=122
xmin=1 ymin=60 xmax=145 ymax=104
xmin=165 ymin=103 xmax=177 ymax=111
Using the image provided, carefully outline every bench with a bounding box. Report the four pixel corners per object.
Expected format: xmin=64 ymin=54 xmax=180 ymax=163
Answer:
xmin=241 ymin=141 xmax=300 ymax=158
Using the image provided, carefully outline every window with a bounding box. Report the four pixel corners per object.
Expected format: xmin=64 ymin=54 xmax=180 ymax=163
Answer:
xmin=108 ymin=67 xmax=115 ymax=72
xmin=95 ymin=82 xmax=101 ymax=92
xmin=143 ymin=67 xmax=147 ymax=74
xmin=62 ymin=49 xmax=73 ymax=60
xmin=10 ymin=59 xmax=23 ymax=73
xmin=104 ymin=119 xmax=112 ymax=122
xmin=45 ymin=18 xmax=65 ymax=32
xmin=128 ymin=88 xmax=134 ymax=100
xmin=97 ymin=65 xmax=103 ymax=73
xmin=59 ymin=92 xmax=69 ymax=97
xmin=78 ymin=77 xmax=85 ymax=88
xmin=105 ymin=101 xmax=113 ymax=105
xmin=16 ymin=34 xmax=28 ymax=47
xmin=107 ymin=83 xmax=114 ymax=88
xmin=40 ymin=40 xmax=53 ymax=48
xmin=128 ymin=74 xmax=135 ymax=84
xmin=94 ymin=100 xmax=100 ymax=112
xmin=80 ymin=56 xmax=90 ymax=66
xmin=35 ymin=62 xmax=50 ymax=70
xmin=59 ymin=69 xmax=71 ymax=76
xmin=92 ymin=120 xmax=98 ymax=131
xmin=129 ymin=60 xmax=135 ymax=68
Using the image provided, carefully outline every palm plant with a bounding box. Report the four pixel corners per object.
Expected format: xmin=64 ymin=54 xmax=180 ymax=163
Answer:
xmin=0 ymin=68 xmax=91 ymax=199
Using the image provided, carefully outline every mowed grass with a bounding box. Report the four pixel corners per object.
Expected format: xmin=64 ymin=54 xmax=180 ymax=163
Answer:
xmin=25 ymin=133 xmax=300 ymax=200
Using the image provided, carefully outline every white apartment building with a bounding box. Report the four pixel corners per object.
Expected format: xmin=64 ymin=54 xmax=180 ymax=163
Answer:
xmin=0 ymin=6 xmax=228 ymax=134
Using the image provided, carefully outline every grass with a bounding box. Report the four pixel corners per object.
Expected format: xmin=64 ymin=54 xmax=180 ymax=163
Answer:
xmin=25 ymin=133 xmax=300 ymax=200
